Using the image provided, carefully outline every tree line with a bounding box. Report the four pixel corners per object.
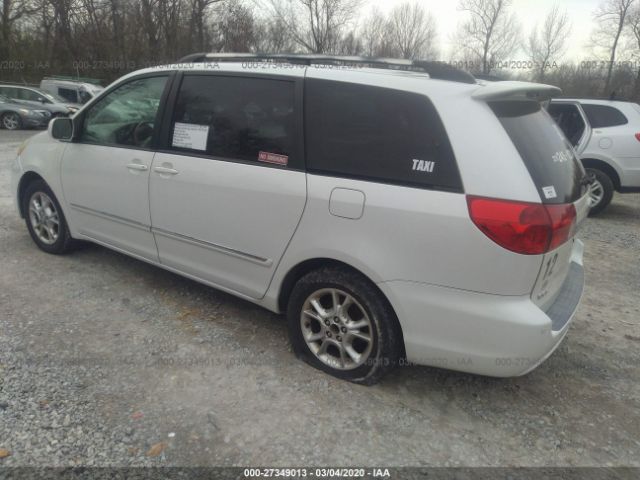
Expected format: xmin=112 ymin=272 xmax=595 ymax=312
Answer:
xmin=2 ymin=0 xmax=640 ymax=100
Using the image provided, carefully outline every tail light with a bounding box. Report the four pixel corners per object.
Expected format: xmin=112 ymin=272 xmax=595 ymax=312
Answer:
xmin=635 ymin=133 xmax=640 ymax=142
xmin=467 ymin=196 xmax=576 ymax=255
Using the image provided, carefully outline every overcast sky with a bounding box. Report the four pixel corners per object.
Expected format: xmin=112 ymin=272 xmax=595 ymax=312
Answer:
xmin=367 ymin=0 xmax=602 ymax=61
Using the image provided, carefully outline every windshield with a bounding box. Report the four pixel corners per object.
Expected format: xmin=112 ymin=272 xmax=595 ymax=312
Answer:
xmin=491 ymin=100 xmax=589 ymax=204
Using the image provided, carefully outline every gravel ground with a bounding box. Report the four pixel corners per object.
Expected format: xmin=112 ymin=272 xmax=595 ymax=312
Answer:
xmin=0 ymin=129 xmax=639 ymax=468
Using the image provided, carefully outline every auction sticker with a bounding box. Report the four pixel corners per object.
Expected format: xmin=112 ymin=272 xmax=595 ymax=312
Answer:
xmin=258 ymin=151 xmax=289 ymax=166
xmin=172 ymin=123 xmax=209 ymax=151
xmin=542 ymin=186 xmax=557 ymax=199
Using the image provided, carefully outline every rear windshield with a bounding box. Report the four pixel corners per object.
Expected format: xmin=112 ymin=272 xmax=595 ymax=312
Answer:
xmin=491 ymin=101 xmax=587 ymax=204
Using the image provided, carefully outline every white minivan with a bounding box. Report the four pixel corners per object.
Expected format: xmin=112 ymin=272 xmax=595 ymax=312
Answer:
xmin=12 ymin=55 xmax=590 ymax=384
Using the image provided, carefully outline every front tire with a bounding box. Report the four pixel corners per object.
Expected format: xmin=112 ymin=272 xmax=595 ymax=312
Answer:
xmin=2 ymin=112 xmax=22 ymax=130
xmin=287 ymin=267 xmax=402 ymax=385
xmin=22 ymin=179 xmax=76 ymax=254
xmin=587 ymin=168 xmax=614 ymax=216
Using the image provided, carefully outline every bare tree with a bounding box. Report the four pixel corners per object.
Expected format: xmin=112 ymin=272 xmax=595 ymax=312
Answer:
xmin=265 ymin=0 xmax=362 ymax=53
xmin=217 ymin=3 xmax=257 ymax=52
xmin=387 ymin=2 xmax=437 ymax=59
xmin=627 ymin=3 xmax=640 ymax=98
xmin=527 ymin=4 xmax=571 ymax=81
xmin=253 ymin=16 xmax=297 ymax=53
xmin=1 ymin=0 xmax=39 ymax=58
xmin=456 ymin=0 xmax=520 ymax=74
xmin=359 ymin=7 xmax=394 ymax=57
xmin=189 ymin=0 xmax=223 ymax=51
xmin=592 ymin=0 xmax=635 ymax=96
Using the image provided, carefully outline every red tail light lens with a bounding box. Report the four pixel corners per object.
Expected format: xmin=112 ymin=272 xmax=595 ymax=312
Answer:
xmin=635 ymin=133 xmax=640 ymax=142
xmin=467 ymin=196 xmax=576 ymax=255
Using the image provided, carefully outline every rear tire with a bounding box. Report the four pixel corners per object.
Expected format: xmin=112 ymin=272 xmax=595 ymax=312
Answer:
xmin=586 ymin=168 xmax=614 ymax=216
xmin=22 ymin=179 xmax=76 ymax=254
xmin=287 ymin=266 xmax=402 ymax=385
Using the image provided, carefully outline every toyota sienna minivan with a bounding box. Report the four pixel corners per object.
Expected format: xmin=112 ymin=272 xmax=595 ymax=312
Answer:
xmin=11 ymin=55 xmax=590 ymax=384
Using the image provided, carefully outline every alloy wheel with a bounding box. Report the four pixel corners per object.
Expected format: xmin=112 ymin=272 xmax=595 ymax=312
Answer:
xmin=300 ymin=288 xmax=374 ymax=371
xmin=2 ymin=113 xmax=20 ymax=130
xmin=28 ymin=192 xmax=60 ymax=245
xmin=589 ymin=178 xmax=604 ymax=207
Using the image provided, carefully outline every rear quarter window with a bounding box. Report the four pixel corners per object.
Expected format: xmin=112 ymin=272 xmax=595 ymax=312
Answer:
xmin=305 ymin=79 xmax=462 ymax=192
xmin=491 ymin=101 xmax=587 ymax=204
xmin=581 ymin=104 xmax=628 ymax=128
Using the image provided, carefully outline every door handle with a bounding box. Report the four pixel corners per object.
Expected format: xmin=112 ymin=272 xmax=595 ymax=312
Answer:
xmin=154 ymin=166 xmax=179 ymax=175
xmin=126 ymin=163 xmax=149 ymax=172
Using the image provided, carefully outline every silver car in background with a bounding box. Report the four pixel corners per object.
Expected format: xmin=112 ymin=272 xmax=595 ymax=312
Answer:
xmin=0 ymin=94 xmax=52 ymax=130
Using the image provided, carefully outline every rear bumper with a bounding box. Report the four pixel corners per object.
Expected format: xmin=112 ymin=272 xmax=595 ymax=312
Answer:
xmin=378 ymin=242 xmax=585 ymax=377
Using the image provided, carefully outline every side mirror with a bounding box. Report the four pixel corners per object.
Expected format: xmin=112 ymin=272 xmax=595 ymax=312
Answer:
xmin=50 ymin=117 xmax=73 ymax=141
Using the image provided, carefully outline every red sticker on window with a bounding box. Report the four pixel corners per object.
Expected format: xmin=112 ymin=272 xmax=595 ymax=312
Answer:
xmin=258 ymin=151 xmax=289 ymax=166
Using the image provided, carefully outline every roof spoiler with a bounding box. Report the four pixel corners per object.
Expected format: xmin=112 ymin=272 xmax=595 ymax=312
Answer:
xmin=472 ymin=81 xmax=561 ymax=101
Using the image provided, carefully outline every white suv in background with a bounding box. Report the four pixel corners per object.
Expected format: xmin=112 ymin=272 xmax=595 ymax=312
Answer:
xmin=11 ymin=55 xmax=590 ymax=384
xmin=548 ymin=99 xmax=640 ymax=214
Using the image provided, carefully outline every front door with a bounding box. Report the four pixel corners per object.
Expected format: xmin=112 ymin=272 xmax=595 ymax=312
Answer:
xmin=149 ymin=73 xmax=307 ymax=299
xmin=61 ymin=75 xmax=170 ymax=261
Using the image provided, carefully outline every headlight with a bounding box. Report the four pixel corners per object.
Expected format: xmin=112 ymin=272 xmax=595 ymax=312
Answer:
xmin=67 ymin=107 xmax=78 ymax=113
xmin=18 ymin=108 xmax=44 ymax=117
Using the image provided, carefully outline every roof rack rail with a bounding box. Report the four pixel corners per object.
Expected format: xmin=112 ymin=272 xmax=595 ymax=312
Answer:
xmin=176 ymin=53 xmax=477 ymax=84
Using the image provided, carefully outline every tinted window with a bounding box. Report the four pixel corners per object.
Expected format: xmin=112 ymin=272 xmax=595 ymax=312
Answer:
xmin=492 ymin=101 xmax=587 ymax=204
xmin=581 ymin=104 xmax=628 ymax=128
xmin=81 ymin=76 xmax=167 ymax=148
xmin=58 ymin=87 xmax=79 ymax=103
xmin=18 ymin=89 xmax=44 ymax=102
xmin=305 ymin=79 xmax=461 ymax=191
xmin=547 ymin=103 xmax=586 ymax=147
xmin=0 ymin=87 xmax=17 ymax=98
xmin=170 ymin=75 xmax=296 ymax=166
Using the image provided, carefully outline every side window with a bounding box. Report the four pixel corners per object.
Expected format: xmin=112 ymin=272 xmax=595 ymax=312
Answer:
xmin=547 ymin=103 xmax=586 ymax=147
xmin=305 ymin=79 xmax=462 ymax=191
xmin=0 ymin=87 xmax=16 ymax=98
xmin=80 ymin=76 xmax=168 ymax=148
xmin=170 ymin=75 xmax=295 ymax=166
xmin=58 ymin=87 xmax=79 ymax=103
xmin=17 ymin=89 xmax=36 ymax=101
xmin=581 ymin=104 xmax=628 ymax=128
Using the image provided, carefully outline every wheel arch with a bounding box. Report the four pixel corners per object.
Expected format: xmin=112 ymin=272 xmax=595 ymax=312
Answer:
xmin=17 ymin=171 xmax=46 ymax=218
xmin=581 ymin=158 xmax=621 ymax=190
xmin=276 ymin=257 xmax=406 ymax=356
